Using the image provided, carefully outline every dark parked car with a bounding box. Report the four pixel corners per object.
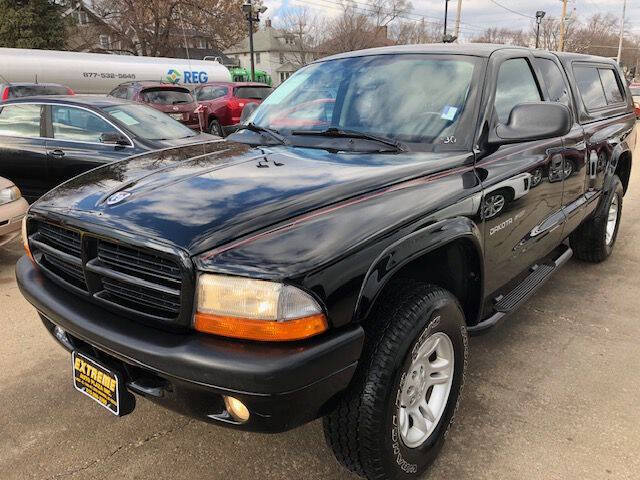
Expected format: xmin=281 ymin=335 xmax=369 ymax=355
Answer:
xmin=192 ymin=82 xmax=272 ymax=135
xmin=108 ymin=81 xmax=202 ymax=130
xmin=0 ymin=96 xmax=216 ymax=202
xmin=1 ymin=82 xmax=74 ymax=102
xmin=17 ymin=45 xmax=634 ymax=480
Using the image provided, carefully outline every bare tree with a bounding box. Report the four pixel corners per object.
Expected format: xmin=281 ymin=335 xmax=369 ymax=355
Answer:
xmin=389 ymin=17 xmax=442 ymax=44
xmin=471 ymin=27 xmax=529 ymax=46
xmin=90 ymin=0 xmax=257 ymax=56
xmin=279 ymin=7 xmax=328 ymax=68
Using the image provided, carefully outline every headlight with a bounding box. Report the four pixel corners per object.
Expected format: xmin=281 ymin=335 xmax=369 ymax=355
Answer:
xmin=194 ymin=274 xmax=328 ymax=341
xmin=0 ymin=185 xmax=20 ymax=205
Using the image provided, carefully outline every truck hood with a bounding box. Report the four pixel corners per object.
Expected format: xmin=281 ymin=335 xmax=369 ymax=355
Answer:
xmin=34 ymin=140 xmax=461 ymax=255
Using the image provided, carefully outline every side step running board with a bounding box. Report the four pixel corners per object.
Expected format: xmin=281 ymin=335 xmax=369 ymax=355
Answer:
xmin=468 ymin=246 xmax=573 ymax=335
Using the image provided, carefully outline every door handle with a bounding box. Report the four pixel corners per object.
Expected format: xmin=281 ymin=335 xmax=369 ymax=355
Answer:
xmin=49 ymin=149 xmax=65 ymax=157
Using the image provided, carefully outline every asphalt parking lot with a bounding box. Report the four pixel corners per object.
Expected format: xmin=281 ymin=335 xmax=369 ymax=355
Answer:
xmin=2 ymin=158 xmax=639 ymax=480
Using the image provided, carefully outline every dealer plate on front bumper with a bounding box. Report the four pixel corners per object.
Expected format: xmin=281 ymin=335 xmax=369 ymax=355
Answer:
xmin=169 ymin=113 xmax=183 ymax=120
xmin=72 ymin=351 xmax=121 ymax=415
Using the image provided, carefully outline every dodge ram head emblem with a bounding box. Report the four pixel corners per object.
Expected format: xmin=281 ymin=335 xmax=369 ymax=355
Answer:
xmin=106 ymin=191 xmax=131 ymax=205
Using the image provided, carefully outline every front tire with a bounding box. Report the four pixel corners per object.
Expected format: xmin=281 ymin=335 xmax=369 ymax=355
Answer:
xmin=570 ymin=175 xmax=623 ymax=263
xmin=323 ymin=282 xmax=468 ymax=480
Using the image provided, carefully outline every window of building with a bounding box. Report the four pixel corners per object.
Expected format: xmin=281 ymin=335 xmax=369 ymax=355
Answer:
xmin=255 ymin=52 xmax=261 ymax=64
xmin=99 ymin=35 xmax=110 ymax=50
xmin=279 ymin=72 xmax=292 ymax=83
xmin=0 ymin=104 xmax=41 ymax=138
xmin=494 ymin=58 xmax=541 ymax=123
xmin=279 ymin=52 xmax=285 ymax=64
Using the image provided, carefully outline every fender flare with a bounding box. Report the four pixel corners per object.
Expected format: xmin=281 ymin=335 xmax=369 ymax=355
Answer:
xmin=596 ymin=141 xmax=631 ymax=216
xmin=353 ymin=216 xmax=484 ymax=325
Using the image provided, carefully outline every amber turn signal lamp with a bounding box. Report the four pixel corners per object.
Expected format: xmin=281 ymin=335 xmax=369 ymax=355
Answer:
xmin=21 ymin=216 xmax=34 ymax=262
xmin=194 ymin=312 xmax=328 ymax=342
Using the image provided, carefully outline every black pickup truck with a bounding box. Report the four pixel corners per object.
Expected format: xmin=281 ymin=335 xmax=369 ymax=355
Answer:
xmin=16 ymin=44 xmax=635 ymax=479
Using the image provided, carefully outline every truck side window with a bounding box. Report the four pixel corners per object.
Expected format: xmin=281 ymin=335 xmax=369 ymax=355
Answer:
xmin=598 ymin=68 xmax=624 ymax=104
xmin=534 ymin=58 xmax=571 ymax=109
xmin=573 ymin=66 xmax=607 ymax=110
xmin=494 ymin=58 xmax=541 ymax=123
xmin=0 ymin=104 xmax=41 ymax=138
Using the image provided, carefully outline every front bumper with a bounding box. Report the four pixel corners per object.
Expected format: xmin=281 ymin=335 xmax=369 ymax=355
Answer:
xmin=16 ymin=256 xmax=363 ymax=432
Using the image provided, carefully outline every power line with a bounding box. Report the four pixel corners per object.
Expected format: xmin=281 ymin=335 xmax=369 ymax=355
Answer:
xmin=487 ymin=0 xmax=534 ymax=19
xmin=294 ymin=0 xmax=488 ymax=35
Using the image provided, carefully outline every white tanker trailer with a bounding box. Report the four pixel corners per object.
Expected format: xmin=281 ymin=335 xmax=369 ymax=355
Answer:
xmin=0 ymin=48 xmax=231 ymax=94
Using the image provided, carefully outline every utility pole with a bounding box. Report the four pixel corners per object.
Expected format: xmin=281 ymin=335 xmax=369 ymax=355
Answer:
xmin=558 ymin=0 xmax=568 ymax=52
xmin=535 ymin=11 xmax=546 ymax=49
xmin=454 ymin=0 xmax=463 ymax=42
xmin=617 ymin=0 xmax=627 ymax=65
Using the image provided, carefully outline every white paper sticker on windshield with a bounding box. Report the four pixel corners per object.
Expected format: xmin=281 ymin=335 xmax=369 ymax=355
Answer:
xmin=110 ymin=110 xmax=140 ymax=126
xmin=441 ymin=106 xmax=458 ymax=121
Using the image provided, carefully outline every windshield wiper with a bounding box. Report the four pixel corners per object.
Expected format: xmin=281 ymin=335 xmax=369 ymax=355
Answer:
xmin=291 ymin=127 xmax=406 ymax=152
xmin=236 ymin=122 xmax=287 ymax=145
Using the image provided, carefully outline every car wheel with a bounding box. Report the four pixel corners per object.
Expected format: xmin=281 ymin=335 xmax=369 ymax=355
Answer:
xmin=563 ymin=159 xmax=574 ymax=179
xmin=531 ymin=168 xmax=543 ymax=187
xmin=482 ymin=190 xmax=510 ymax=220
xmin=208 ymin=119 xmax=223 ymax=137
xmin=570 ymin=175 xmax=623 ymax=262
xmin=323 ymin=282 xmax=468 ymax=480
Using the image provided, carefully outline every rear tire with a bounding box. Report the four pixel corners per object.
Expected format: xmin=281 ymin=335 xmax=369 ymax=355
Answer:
xmin=570 ymin=175 xmax=623 ymax=263
xmin=208 ymin=118 xmax=223 ymax=137
xmin=323 ymin=282 xmax=468 ymax=480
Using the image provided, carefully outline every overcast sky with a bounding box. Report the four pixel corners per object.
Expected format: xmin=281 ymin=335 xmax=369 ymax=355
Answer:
xmin=262 ymin=0 xmax=639 ymax=41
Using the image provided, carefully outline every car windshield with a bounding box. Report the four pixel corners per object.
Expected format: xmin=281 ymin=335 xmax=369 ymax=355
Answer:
xmin=234 ymin=86 xmax=272 ymax=100
xmin=140 ymin=88 xmax=194 ymax=105
xmin=103 ymin=103 xmax=196 ymax=141
xmin=630 ymin=87 xmax=640 ymax=96
xmin=10 ymin=85 xmax=69 ymax=98
xmin=248 ymin=54 xmax=481 ymax=148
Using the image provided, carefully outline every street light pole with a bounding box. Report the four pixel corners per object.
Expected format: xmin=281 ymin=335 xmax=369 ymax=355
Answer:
xmin=443 ymin=0 xmax=449 ymax=41
xmin=248 ymin=1 xmax=255 ymax=81
xmin=442 ymin=0 xmax=456 ymax=43
xmin=535 ymin=11 xmax=546 ymax=49
xmin=242 ymin=1 xmax=267 ymax=82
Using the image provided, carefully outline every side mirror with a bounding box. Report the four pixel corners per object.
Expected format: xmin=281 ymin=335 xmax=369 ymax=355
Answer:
xmin=488 ymin=102 xmax=571 ymax=146
xmin=239 ymin=102 xmax=259 ymax=125
xmin=100 ymin=132 xmax=129 ymax=146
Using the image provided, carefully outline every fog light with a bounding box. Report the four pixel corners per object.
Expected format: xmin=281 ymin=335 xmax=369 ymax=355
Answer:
xmin=224 ymin=396 xmax=250 ymax=423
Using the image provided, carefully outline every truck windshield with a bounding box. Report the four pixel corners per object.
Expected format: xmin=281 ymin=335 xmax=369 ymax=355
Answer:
xmin=104 ymin=103 xmax=196 ymax=141
xmin=249 ymin=54 xmax=481 ymax=148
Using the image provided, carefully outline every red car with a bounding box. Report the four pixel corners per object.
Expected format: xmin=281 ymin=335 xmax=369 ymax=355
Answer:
xmin=192 ymin=82 xmax=272 ymax=136
xmin=108 ymin=81 xmax=203 ymax=131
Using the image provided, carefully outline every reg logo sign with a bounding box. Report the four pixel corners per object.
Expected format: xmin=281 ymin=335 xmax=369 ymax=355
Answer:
xmin=165 ymin=68 xmax=208 ymax=84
